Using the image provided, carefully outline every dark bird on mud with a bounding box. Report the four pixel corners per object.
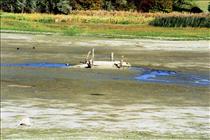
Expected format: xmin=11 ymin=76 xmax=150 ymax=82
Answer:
xmin=32 ymin=46 xmax=36 ymax=49
xmin=17 ymin=47 xmax=20 ymax=50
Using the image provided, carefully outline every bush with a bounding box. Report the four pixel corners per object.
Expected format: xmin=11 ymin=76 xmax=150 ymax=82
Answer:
xmin=190 ymin=7 xmax=203 ymax=13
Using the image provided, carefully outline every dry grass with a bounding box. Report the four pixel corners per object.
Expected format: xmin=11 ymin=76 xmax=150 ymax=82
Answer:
xmin=1 ymin=11 xmax=154 ymax=25
xmin=2 ymin=10 xmax=208 ymax=25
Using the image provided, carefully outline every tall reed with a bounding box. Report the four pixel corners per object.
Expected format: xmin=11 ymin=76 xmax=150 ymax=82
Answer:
xmin=150 ymin=14 xmax=210 ymax=27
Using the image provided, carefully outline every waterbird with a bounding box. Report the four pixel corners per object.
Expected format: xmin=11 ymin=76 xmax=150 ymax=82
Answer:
xmin=18 ymin=117 xmax=32 ymax=126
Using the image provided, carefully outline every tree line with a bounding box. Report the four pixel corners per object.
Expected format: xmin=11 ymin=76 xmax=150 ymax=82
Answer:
xmin=0 ymin=0 xmax=204 ymax=14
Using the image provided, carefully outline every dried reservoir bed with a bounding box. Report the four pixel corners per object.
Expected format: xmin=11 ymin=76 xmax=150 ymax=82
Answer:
xmin=1 ymin=33 xmax=210 ymax=139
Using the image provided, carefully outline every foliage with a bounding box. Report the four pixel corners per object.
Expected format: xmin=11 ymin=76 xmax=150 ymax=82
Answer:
xmin=0 ymin=0 xmax=200 ymax=14
xmin=208 ymin=3 xmax=210 ymax=12
xmin=172 ymin=0 xmax=193 ymax=12
xmin=134 ymin=0 xmax=173 ymax=12
xmin=190 ymin=7 xmax=203 ymax=13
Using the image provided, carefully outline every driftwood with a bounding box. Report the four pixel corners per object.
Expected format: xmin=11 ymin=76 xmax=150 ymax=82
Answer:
xmin=71 ymin=49 xmax=131 ymax=69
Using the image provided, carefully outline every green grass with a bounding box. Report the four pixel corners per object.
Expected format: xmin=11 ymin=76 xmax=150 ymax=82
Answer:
xmin=1 ymin=12 xmax=209 ymax=40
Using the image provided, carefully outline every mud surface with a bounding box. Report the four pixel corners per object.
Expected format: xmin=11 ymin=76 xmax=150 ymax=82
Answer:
xmin=1 ymin=33 xmax=210 ymax=139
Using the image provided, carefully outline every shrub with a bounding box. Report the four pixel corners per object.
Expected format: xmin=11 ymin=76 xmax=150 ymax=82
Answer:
xmin=190 ymin=7 xmax=203 ymax=13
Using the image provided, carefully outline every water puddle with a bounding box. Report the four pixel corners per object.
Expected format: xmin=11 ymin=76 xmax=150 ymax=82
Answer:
xmin=1 ymin=62 xmax=70 ymax=68
xmin=133 ymin=68 xmax=210 ymax=86
xmin=1 ymin=62 xmax=210 ymax=86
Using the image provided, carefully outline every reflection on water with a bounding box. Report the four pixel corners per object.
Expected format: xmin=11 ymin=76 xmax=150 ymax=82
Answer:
xmin=2 ymin=98 xmax=210 ymax=136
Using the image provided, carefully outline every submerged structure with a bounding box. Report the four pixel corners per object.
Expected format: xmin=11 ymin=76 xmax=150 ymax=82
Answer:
xmin=71 ymin=49 xmax=131 ymax=69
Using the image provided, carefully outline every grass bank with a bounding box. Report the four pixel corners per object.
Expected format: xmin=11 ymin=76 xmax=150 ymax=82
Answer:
xmin=1 ymin=11 xmax=209 ymax=40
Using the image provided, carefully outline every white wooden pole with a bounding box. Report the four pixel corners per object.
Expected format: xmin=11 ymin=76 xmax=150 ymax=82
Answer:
xmin=120 ymin=55 xmax=124 ymax=67
xmin=86 ymin=51 xmax=91 ymax=60
xmin=111 ymin=52 xmax=114 ymax=61
xmin=91 ymin=48 xmax=95 ymax=65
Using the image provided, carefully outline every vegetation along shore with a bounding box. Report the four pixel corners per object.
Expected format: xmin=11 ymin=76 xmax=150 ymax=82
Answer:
xmin=1 ymin=11 xmax=209 ymax=40
xmin=1 ymin=0 xmax=209 ymax=40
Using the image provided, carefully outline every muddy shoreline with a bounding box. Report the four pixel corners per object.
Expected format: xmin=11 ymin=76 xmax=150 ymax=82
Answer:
xmin=1 ymin=33 xmax=210 ymax=71
xmin=1 ymin=33 xmax=210 ymax=139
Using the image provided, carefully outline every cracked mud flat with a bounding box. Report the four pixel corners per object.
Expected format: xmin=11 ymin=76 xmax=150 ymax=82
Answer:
xmin=1 ymin=33 xmax=210 ymax=139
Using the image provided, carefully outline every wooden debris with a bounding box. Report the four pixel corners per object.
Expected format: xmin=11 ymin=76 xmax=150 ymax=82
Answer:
xmin=71 ymin=49 xmax=131 ymax=69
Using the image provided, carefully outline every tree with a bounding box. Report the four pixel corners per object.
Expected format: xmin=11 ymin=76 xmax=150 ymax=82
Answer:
xmin=0 ymin=0 xmax=199 ymax=13
xmin=36 ymin=0 xmax=50 ymax=13
xmin=114 ymin=0 xmax=128 ymax=10
xmin=190 ymin=6 xmax=203 ymax=13
xmin=172 ymin=0 xmax=193 ymax=12
xmin=0 ymin=0 xmax=16 ymax=12
xmin=153 ymin=0 xmax=173 ymax=12
xmin=74 ymin=0 xmax=103 ymax=10
xmin=208 ymin=2 xmax=210 ymax=12
xmin=28 ymin=0 xmax=38 ymax=13
xmin=16 ymin=0 xmax=27 ymax=13
xmin=134 ymin=0 xmax=173 ymax=12
xmin=56 ymin=0 xmax=72 ymax=14
xmin=102 ymin=0 xmax=114 ymax=11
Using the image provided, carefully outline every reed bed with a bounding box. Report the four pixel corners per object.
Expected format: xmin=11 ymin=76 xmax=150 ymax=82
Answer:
xmin=150 ymin=14 xmax=210 ymax=27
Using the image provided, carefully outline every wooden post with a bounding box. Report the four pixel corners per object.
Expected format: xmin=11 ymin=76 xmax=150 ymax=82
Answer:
xmin=120 ymin=56 xmax=124 ymax=68
xmin=111 ymin=52 xmax=114 ymax=61
xmin=91 ymin=48 xmax=95 ymax=66
xmin=86 ymin=51 xmax=91 ymax=61
xmin=92 ymin=49 xmax=94 ymax=59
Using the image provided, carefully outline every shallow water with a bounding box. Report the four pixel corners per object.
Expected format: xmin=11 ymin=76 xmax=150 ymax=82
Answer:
xmin=133 ymin=68 xmax=210 ymax=86
xmin=1 ymin=62 xmax=70 ymax=68
xmin=1 ymin=62 xmax=210 ymax=86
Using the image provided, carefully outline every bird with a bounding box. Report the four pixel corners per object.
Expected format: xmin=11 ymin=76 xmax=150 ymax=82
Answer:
xmin=17 ymin=47 xmax=20 ymax=50
xmin=18 ymin=117 xmax=32 ymax=126
xmin=32 ymin=46 xmax=36 ymax=49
